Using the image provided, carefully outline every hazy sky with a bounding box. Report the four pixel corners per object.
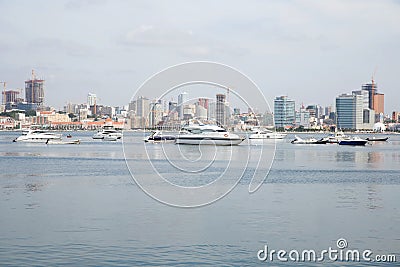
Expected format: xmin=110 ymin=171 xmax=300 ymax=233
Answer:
xmin=1 ymin=0 xmax=399 ymax=113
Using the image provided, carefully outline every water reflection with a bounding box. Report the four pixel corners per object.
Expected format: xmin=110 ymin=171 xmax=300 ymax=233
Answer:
xmin=366 ymin=185 xmax=383 ymax=210
xmin=335 ymin=151 xmax=384 ymax=165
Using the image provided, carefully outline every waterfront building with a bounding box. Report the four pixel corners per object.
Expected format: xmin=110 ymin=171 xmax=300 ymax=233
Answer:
xmin=274 ymin=96 xmax=295 ymax=128
xmin=295 ymin=108 xmax=310 ymax=129
xmin=336 ymin=93 xmax=363 ymax=130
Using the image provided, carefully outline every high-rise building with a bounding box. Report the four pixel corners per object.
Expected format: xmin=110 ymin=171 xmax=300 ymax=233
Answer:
xmin=168 ymin=101 xmax=177 ymax=113
xmin=87 ymin=93 xmax=97 ymax=106
xmin=274 ymin=96 xmax=295 ymax=128
xmin=149 ymin=100 xmax=164 ymax=127
xmin=295 ymin=108 xmax=310 ymax=128
xmin=198 ymin=98 xmax=209 ymax=110
xmin=3 ymin=90 xmax=20 ymax=103
xmin=352 ymin=89 xmax=370 ymax=110
xmin=136 ymin=96 xmax=150 ymax=128
xmin=216 ymin=94 xmax=226 ymax=126
xmin=195 ymin=103 xmax=207 ymax=120
xmin=25 ymin=71 xmax=44 ymax=107
xmin=373 ymin=93 xmax=384 ymax=114
xmin=128 ymin=100 xmax=137 ymax=112
xmin=336 ymin=93 xmax=363 ymax=130
xmin=178 ymin=92 xmax=188 ymax=119
xmin=362 ymin=80 xmax=377 ymax=110
xmin=208 ymin=102 xmax=216 ymax=120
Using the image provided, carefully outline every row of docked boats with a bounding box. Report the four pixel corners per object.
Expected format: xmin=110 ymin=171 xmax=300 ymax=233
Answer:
xmin=291 ymin=131 xmax=389 ymax=146
xmin=144 ymin=121 xmax=288 ymax=145
xmin=12 ymin=125 xmax=123 ymax=144
xmin=145 ymin=122 xmax=245 ymax=145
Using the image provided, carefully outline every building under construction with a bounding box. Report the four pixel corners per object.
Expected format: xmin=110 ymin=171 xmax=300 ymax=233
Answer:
xmin=25 ymin=71 xmax=44 ymax=107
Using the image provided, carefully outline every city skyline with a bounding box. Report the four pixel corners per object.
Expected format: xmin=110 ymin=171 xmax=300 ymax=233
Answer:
xmin=0 ymin=1 xmax=399 ymax=112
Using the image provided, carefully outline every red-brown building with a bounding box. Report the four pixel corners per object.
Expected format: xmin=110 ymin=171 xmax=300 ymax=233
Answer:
xmin=373 ymin=93 xmax=384 ymax=114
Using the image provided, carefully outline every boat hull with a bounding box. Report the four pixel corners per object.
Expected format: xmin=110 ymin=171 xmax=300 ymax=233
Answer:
xmin=15 ymin=137 xmax=62 ymax=143
xmin=366 ymin=137 xmax=389 ymax=142
xmin=339 ymin=140 xmax=368 ymax=146
xmin=249 ymin=133 xmax=287 ymax=139
xmin=175 ymin=137 xmax=244 ymax=146
xmin=46 ymin=139 xmax=80 ymax=145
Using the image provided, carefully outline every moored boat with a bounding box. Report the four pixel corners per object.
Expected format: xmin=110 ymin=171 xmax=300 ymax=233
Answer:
xmin=93 ymin=125 xmax=122 ymax=140
xmin=338 ymin=136 xmax=368 ymax=146
xmin=291 ymin=135 xmax=327 ymax=144
xmin=175 ymin=122 xmax=244 ymax=146
xmin=248 ymin=129 xmax=287 ymax=139
xmin=144 ymin=131 xmax=176 ymax=143
xmin=14 ymin=129 xmax=62 ymax=143
xmin=365 ymin=136 xmax=389 ymax=142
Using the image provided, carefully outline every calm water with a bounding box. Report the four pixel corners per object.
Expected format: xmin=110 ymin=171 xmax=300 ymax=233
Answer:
xmin=0 ymin=131 xmax=399 ymax=266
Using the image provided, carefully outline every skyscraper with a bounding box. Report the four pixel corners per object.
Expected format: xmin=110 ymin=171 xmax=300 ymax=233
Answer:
xmin=274 ymin=96 xmax=295 ymax=128
xmin=25 ymin=71 xmax=44 ymax=107
xmin=87 ymin=93 xmax=97 ymax=106
xmin=362 ymin=81 xmax=377 ymax=110
xmin=336 ymin=93 xmax=363 ymax=130
xmin=178 ymin=92 xmax=188 ymax=119
xmin=136 ymin=96 xmax=150 ymax=128
xmin=216 ymin=94 xmax=226 ymax=126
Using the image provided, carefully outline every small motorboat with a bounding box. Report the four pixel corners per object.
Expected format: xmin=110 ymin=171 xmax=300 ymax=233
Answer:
xmin=291 ymin=135 xmax=327 ymax=144
xmin=338 ymin=136 xmax=368 ymax=146
xmin=66 ymin=134 xmax=72 ymax=138
xmin=144 ymin=131 xmax=176 ymax=143
xmin=365 ymin=136 xmax=389 ymax=142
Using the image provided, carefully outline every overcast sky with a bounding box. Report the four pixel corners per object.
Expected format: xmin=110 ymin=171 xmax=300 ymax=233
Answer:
xmin=1 ymin=0 xmax=399 ymax=113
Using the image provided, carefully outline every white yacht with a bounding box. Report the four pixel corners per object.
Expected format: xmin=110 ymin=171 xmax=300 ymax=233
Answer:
xmin=248 ymin=129 xmax=287 ymax=139
xmin=14 ymin=129 xmax=62 ymax=143
xmin=175 ymin=123 xmax=244 ymax=146
xmin=92 ymin=125 xmax=122 ymax=140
